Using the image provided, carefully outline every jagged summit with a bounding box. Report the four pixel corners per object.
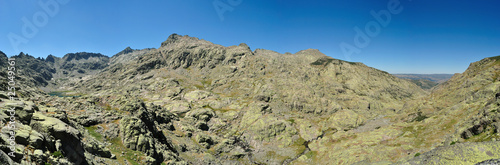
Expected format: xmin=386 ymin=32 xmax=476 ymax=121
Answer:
xmin=160 ymin=33 xmax=213 ymax=48
xmin=159 ymin=34 xmax=253 ymax=54
xmin=45 ymin=54 xmax=57 ymax=63
xmin=62 ymin=52 xmax=107 ymax=61
xmin=0 ymin=50 xmax=7 ymax=67
xmin=113 ymin=46 xmax=135 ymax=57
xmin=295 ymin=48 xmax=325 ymax=57
xmin=17 ymin=52 xmax=28 ymax=57
xmin=161 ymin=33 xmax=182 ymax=46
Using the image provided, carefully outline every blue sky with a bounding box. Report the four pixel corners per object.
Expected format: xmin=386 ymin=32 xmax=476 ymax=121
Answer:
xmin=1 ymin=0 xmax=499 ymax=74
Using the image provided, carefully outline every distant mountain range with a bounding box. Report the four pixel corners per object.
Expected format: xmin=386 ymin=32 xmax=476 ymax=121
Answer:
xmin=394 ymin=74 xmax=454 ymax=83
xmin=393 ymin=74 xmax=454 ymax=90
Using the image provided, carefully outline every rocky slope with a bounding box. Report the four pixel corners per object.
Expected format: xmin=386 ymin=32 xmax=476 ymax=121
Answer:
xmin=0 ymin=34 xmax=498 ymax=165
xmin=64 ymin=34 xmax=427 ymax=164
xmin=395 ymin=56 xmax=500 ymax=164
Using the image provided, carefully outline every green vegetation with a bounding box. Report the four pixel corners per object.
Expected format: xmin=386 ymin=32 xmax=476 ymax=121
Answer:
xmin=48 ymin=91 xmax=82 ymax=97
xmin=487 ymin=55 xmax=500 ymax=61
xmin=310 ymin=57 xmax=335 ymax=66
xmin=412 ymin=112 xmax=428 ymax=122
xmin=85 ymin=126 xmax=104 ymax=141
xmin=201 ymin=79 xmax=212 ymax=86
xmin=52 ymin=151 xmax=63 ymax=158
xmin=108 ymin=137 xmax=144 ymax=165
xmin=414 ymin=153 xmax=421 ymax=157
xmin=380 ymin=70 xmax=390 ymax=75
xmin=464 ymin=127 xmax=500 ymax=143
xmin=409 ymin=79 xmax=439 ymax=90
xmin=305 ymin=151 xmax=316 ymax=159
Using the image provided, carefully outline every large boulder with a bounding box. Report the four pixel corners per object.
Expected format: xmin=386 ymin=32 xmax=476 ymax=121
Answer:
xmin=184 ymin=90 xmax=213 ymax=103
xmin=119 ymin=117 xmax=156 ymax=155
xmin=326 ymin=109 xmax=366 ymax=131
xmin=84 ymin=139 xmax=112 ymax=158
xmin=186 ymin=108 xmax=215 ymax=122
xmin=2 ymin=100 xmax=36 ymax=125
xmin=0 ymin=150 xmax=14 ymax=165
xmin=165 ymin=101 xmax=191 ymax=114
xmin=30 ymin=112 xmax=87 ymax=164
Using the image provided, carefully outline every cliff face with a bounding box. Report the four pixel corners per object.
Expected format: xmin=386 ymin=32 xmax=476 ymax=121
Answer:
xmin=0 ymin=34 xmax=498 ymax=165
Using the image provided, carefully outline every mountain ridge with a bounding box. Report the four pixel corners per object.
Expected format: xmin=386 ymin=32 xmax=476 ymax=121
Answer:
xmin=0 ymin=34 xmax=499 ymax=164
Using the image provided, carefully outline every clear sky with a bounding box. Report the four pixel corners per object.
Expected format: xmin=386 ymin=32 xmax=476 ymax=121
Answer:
xmin=1 ymin=0 xmax=499 ymax=74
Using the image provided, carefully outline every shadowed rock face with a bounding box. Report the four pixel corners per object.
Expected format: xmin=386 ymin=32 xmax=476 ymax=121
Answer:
xmin=62 ymin=52 xmax=107 ymax=62
xmin=3 ymin=51 xmax=110 ymax=90
xmin=0 ymin=34 xmax=499 ymax=165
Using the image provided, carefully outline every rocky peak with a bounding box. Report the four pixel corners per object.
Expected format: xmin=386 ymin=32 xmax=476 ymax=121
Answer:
xmin=45 ymin=54 xmax=58 ymax=63
xmin=236 ymin=43 xmax=252 ymax=52
xmin=0 ymin=51 xmax=7 ymax=67
xmin=253 ymin=49 xmax=282 ymax=56
xmin=62 ymin=52 xmax=108 ymax=62
xmin=295 ymin=48 xmax=326 ymax=57
xmin=239 ymin=43 xmax=249 ymax=48
xmin=113 ymin=47 xmax=136 ymax=57
xmin=160 ymin=33 xmax=184 ymax=47
xmin=160 ymin=33 xmax=215 ymax=48
xmin=17 ymin=52 xmax=28 ymax=57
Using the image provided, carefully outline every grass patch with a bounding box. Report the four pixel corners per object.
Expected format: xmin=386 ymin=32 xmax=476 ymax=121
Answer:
xmin=203 ymin=105 xmax=214 ymax=110
xmin=194 ymin=84 xmax=204 ymax=90
xmin=52 ymin=151 xmax=63 ymax=158
xmin=411 ymin=112 xmax=428 ymax=122
xmin=293 ymin=137 xmax=306 ymax=146
xmin=464 ymin=127 xmax=499 ymax=143
xmin=329 ymin=134 xmax=358 ymax=144
xmin=108 ymin=137 xmax=144 ymax=165
xmin=487 ymin=55 xmax=500 ymax=61
xmin=401 ymin=125 xmax=427 ymax=147
xmin=311 ymin=57 xmax=337 ymax=66
xmin=201 ymin=79 xmax=212 ymax=86
xmin=305 ymin=151 xmax=317 ymax=159
xmin=47 ymin=91 xmax=82 ymax=98
xmin=85 ymin=126 xmax=103 ymax=141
